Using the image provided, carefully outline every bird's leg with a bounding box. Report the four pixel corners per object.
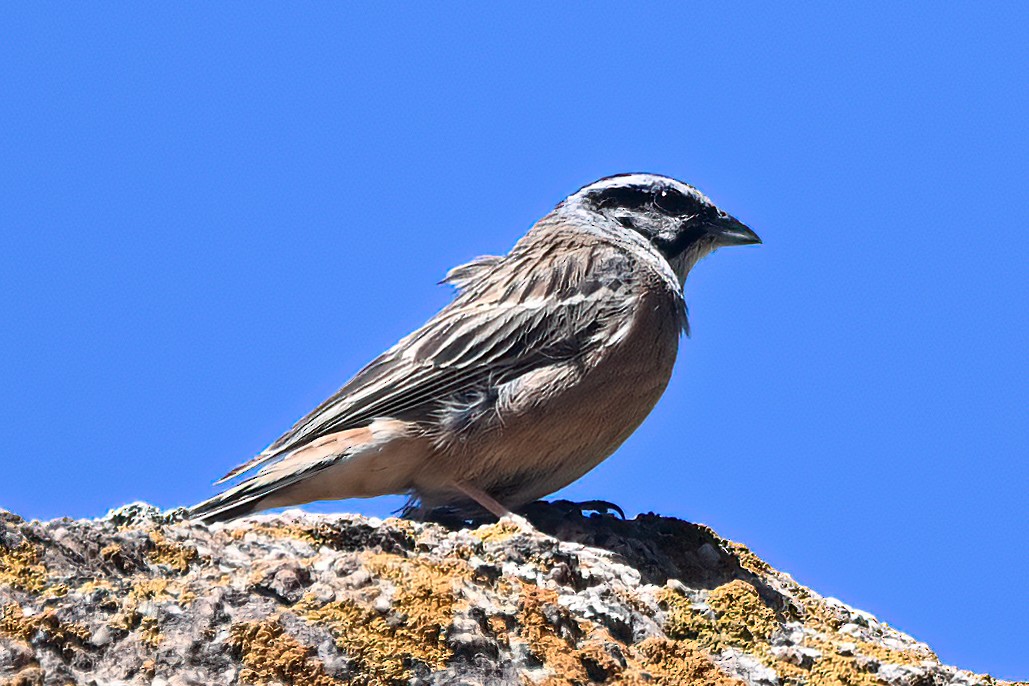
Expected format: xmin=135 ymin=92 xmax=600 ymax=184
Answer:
xmin=453 ymin=482 xmax=511 ymax=518
xmin=453 ymin=482 xmax=533 ymax=530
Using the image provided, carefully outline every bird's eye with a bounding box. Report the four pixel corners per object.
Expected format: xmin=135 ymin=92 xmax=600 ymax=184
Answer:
xmin=654 ymin=188 xmax=691 ymax=215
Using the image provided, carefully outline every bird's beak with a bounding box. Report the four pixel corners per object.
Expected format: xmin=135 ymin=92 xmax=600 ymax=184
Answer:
xmin=710 ymin=216 xmax=762 ymax=246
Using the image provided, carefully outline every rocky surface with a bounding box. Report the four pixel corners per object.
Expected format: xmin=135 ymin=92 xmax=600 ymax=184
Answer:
xmin=0 ymin=502 xmax=1015 ymax=686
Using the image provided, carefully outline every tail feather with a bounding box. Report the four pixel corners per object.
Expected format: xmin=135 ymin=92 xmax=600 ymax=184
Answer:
xmin=191 ymin=427 xmax=375 ymax=523
xmin=214 ymin=447 xmax=282 ymax=485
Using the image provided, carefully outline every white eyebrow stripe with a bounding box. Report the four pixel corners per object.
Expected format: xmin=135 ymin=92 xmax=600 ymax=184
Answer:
xmin=569 ymin=173 xmax=715 ymax=208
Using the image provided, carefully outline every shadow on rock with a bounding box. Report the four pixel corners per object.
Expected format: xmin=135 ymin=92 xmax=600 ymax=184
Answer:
xmin=518 ymin=500 xmax=800 ymax=619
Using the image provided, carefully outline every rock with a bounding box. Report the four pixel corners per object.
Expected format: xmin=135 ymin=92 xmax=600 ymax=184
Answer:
xmin=0 ymin=503 xmax=1013 ymax=685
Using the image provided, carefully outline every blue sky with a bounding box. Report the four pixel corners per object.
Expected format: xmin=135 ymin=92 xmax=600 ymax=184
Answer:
xmin=1 ymin=3 xmax=1026 ymax=679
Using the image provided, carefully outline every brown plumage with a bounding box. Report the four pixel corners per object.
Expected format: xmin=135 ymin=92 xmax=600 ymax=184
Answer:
xmin=190 ymin=173 xmax=760 ymax=523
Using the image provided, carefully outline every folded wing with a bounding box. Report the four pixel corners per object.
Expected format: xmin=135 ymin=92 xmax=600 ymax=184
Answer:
xmin=217 ymin=234 xmax=641 ymax=484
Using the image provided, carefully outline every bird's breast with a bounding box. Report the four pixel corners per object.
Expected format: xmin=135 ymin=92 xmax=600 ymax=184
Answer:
xmin=421 ymin=285 xmax=683 ymax=505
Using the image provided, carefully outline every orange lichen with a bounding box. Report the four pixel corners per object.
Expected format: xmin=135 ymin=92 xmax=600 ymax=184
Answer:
xmin=502 ymin=582 xmax=745 ymax=686
xmin=229 ymin=617 xmax=339 ymax=686
xmin=631 ymin=637 xmax=746 ymax=686
xmin=516 ymin=584 xmax=591 ymax=684
xmin=2 ymin=665 xmax=45 ymax=686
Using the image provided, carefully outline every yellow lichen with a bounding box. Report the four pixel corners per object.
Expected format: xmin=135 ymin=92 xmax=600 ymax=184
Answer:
xmin=231 ymin=520 xmax=415 ymax=552
xmin=0 ymin=542 xmax=48 ymax=593
xmin=303 ymin=600 xmax=402 ymax=682
xmin=768 ymin=637 xmax=884 ymax=686
xmin=657 ymin=574 xmax=942 ymax=686
xmin=109 ymin=577 xmax=174 ymax=633
xmin=229 ymin=617 xmax=339 ymax=686
xmin=0 ymin=603 xmax=90 ymax=645
xmin=806 ymin=599 xmax=934 ymax=667
xmin=706 ymin=580 xmax=779 ymax=649
xmin=76 ymin=579 xmax=116 ymax=594
xmin=473 ymin=518 xmax=525 ymax=544
xmin=178 ymin=587 xmax=198 ymax=606
xmin=658 ymin=580 xmax=782 ymax=652
xmin=139 ymin=615 xmax=162 ymax=648
xmin=658 ymin=587 xmax=717 ymax=645
xmin=299 ymin=553 xmax=468 ymax=686
xmin=100 ymin=542 xmax=132 ymax=572
xmin=146 ymin=530 xmax=198 ymax=573
xmin=631 ymin=637 xmax=746 ymax=686
xmin=498 ymin=582 xmax=746 ymax=686
xmin=726 ymin=541 xmax=774 ymax=576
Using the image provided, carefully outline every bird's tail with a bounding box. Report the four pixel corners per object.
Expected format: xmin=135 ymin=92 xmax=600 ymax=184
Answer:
xmin=189 ymin=427 xmax=375 ymax=524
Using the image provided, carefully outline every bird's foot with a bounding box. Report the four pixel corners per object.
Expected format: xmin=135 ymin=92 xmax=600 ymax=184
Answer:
xmin=453 ymin=482 xmax=514 ymax=519
xmin=521 ymin=499 xmax=627 ymax=520
xmin=401 ymin=483 xmax=533 ymax=530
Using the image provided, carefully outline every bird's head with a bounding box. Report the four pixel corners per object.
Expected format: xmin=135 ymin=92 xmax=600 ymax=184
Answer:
xmin=563 ymin=173 xmax=761 ymax=284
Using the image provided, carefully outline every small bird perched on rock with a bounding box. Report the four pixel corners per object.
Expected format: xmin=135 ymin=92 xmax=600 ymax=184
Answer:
xmin=190 ymin=173 xmax=760 ymax=523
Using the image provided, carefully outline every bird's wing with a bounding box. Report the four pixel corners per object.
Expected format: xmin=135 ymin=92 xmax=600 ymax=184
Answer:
xmin=218 ymin=235 xmax=639 ymax=483
xmin=441 ymin=254 xmax=502 ymax=291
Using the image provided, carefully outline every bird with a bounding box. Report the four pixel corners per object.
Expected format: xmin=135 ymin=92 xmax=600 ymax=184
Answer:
xmin=189 ymin=173 xmax=761 ymax=523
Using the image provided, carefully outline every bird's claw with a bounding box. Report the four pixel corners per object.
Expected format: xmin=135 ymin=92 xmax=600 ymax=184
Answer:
xmin=525 ymin=499 xmax=626 ymax=519
xmin=568 ymin=499 xmax=626 ymax=519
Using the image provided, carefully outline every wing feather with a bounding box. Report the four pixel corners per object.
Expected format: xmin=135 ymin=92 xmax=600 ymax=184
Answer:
xmin=219 ymin=235 xmax=646 ymax=482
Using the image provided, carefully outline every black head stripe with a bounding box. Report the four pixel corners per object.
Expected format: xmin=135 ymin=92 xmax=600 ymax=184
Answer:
xmin=588 ymin=185 xmax=653 ymax=212
xmin=589 ymin=184 xmax=703 ymax=218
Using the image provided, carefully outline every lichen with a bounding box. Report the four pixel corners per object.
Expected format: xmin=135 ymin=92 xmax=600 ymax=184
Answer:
xmin=230 ymin=519 xmax=416 ymax=552
xmin=767 ymin=637 xmax=889 ymax=686
xmin=726 ymin=541 xmax=774 ymax=576
xmin=109 ymin=577 xmax=173 ymax=633
xmin=659 ymin=587 xmax=717 ymax=645
xmin=229 ymin=617 xmax=339 ymax=686
xmin=299 ymin=553 xmax=468 ymax=685
xmin=706 ymin=580 xmax=779 ymax=649
xmin=800 ymin=598 xmax=935 ymax=668
xmin=632 ymin=637 xmax=746 ymax=686
xmin=0 ymin=603 xmax=90 ymax=647
xmin=0 ymin=505 xmax=1006 ymax=686
xmin=0 ymin=542 xmax=48 ymax=593
xmin=2 ymin=665 xmax=45 ymax=686
xmin=139 ymin=615 xmax=162 ymax=648
xmin=146 ymin=530 xmax=198 ymax=573
xmin=508 ymin=582 xmax=745 ymax=686
xmin=472 ymin=518 xmax=525 ymax=544
xmin=657 ymin=575 xmax=944 ymax=686
xmin=658 ymin=580 xmax=779 ymax=652
xmin=516 ymin=584 xmax=591 ymax=684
